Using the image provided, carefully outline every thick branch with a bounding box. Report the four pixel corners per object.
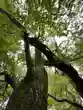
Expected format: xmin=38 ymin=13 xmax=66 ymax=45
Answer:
xmin=29 ymin=37 xmax=83 ymax=98
xmin=23 ymin=32 xmax=33 ymax=83
xmin=0 ymin=8 xmax=25 ymax=30
xmin=0 ymin=8 xmax=83 ymax=98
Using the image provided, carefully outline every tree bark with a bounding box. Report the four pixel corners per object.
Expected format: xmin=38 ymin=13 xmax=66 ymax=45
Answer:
xmin=6 ymin=74 xmax=48 ymax=110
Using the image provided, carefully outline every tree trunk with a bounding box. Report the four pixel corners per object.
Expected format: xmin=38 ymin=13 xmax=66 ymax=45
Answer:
xmin=6 ymin=75 xmax=48 ymax=110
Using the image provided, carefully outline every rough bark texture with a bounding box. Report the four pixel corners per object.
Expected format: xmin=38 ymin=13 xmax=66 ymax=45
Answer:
xmin=6 ymin=73 xmax=48 ymax=110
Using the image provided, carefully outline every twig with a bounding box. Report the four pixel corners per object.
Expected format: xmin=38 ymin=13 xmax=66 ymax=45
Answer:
xmin=48 ymin=93 xmax=83 ymax=109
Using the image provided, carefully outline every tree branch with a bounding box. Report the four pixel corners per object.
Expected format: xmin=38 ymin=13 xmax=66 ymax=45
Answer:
xmin=29 ymin=37 xmax=83 ymax=98
xmin=0 ymin=8 xmax=83 ymax=98
xmin=70 ymin=56 xmax=83 ymax=62
xmin=0 ymin=8 xmax=25 ymax=31
xmin=48 ymin=93 xmax=83 ymax=109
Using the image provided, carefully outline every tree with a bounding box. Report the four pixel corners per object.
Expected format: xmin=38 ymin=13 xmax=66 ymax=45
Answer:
xmin=0 ymin=0 xmax=83 ymax=110
xmin=5 ymin=32 xmax=48 ymax=110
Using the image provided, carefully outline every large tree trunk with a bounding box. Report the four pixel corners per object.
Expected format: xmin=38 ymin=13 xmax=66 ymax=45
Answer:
xmin=6 ymin=75 xmax=48 ymax=110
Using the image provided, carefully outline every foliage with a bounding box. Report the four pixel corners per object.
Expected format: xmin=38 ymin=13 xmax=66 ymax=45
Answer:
xmin=0 ymin=0 xmax=83 ymax=110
